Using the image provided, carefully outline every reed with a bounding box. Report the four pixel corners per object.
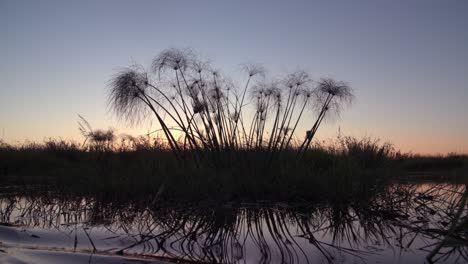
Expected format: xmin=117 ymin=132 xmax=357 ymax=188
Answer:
xmin=4 ymin=136 xmax=465 ymax=202
xmin=0 ymin=136 xmax=404 ymax=201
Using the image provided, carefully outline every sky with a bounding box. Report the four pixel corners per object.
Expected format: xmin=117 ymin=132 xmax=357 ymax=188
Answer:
xmin=1 ymin=0 xmax=467 ymax=154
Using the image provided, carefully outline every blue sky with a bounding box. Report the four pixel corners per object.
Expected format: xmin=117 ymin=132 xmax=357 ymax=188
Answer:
xmin=1 ymin=0 xmax=467 ymax=153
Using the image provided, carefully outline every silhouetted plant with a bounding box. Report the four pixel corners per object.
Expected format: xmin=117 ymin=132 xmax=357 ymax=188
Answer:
xmin=339 ymin=136 xmax=394 ymax=168
xmin=78 ymin=115 xmax=115 ymax=151
xmin=298 ymin=78 xmax=354 ymax=157
xmin=117 ymin=134 xmax=164 ymax=152
xmin=108 ymin=48 xmax=354 ymax=167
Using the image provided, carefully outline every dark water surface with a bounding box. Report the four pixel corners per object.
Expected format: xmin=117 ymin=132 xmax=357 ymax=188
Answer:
xmin=0 ymin=183 xmax=467 ymax=264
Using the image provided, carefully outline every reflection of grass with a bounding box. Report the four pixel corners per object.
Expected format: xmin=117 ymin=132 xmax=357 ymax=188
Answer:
xmin=0 ymin=183 xmax=466 ymax=263
xmin=1 ymin=137 xmax=466 ymax=202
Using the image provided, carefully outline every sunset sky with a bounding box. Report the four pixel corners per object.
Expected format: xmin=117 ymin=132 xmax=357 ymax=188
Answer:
xmin=1 ymin=0 xmax=467 ymax=154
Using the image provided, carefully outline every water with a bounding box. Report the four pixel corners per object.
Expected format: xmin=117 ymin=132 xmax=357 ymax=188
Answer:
xmin=0 ymin=183 xmax=467 ymax=263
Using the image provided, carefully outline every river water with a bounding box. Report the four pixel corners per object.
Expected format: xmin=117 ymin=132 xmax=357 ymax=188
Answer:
xmin=0 ymin=183 xmax=466 ymax=263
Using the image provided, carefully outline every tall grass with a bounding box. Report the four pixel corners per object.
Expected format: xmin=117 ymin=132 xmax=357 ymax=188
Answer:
xmin=338 ymin=136 xmax=394 ymax=169
xmin=1 ymin=135 xmax=466 ymax=202
xmin=0 ymin=136 xmax=403 ymax=202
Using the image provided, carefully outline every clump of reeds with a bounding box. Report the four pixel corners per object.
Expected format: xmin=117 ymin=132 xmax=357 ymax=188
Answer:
xmin=0 ymin=140 xmax=12 ymax=151
xmin=338 ymin=136 xmax=394 ymax=169
xmin=1 ymin=136 xmax=466 ymax=202
xmin=108 ymin=48 xmax=354 ymax=167
xmin=78 ymin=115 xmax=116 ymax=151
xmin=116 ymin=134 xmax=165 ymax=152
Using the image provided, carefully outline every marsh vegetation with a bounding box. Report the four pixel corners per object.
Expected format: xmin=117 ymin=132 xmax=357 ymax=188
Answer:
xmin=1 ymin=48 xmax=467 ymax=263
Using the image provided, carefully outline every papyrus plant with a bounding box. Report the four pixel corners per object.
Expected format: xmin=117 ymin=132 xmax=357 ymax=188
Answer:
xmin=108 ymin=48 xmax=353 ymax=166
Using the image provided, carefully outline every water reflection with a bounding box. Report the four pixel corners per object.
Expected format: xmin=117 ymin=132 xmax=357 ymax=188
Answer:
xmin=0 ymin=183 xmax=467 ymax=263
